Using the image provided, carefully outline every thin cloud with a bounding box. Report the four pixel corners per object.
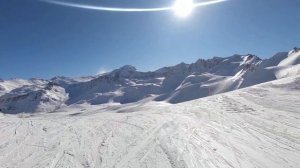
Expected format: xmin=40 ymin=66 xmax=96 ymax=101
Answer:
xmin=97 ymin=68 xmax=108 ymax=75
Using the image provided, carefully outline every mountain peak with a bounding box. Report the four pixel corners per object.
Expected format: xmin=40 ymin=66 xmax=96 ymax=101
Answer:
xmin=109 ymin=65 xmax=137 ymax=78
xmin=117 ymin=65 xmax=137 ymax=72
xmin=1 ymin=48 xmax=300 ymax=113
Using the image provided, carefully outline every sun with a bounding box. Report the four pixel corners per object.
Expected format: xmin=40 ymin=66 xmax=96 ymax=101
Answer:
xmin=173 ymin=0 xmax=195 ymax=18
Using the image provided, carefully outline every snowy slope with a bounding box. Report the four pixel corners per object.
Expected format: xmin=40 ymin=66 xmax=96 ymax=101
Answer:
xmin=0 ymin=82 xmax=68 ymax=113
xmin=51 ymin=76 xmax=97 ymax=88
xmin=63 ymin=54 xmax=263 ymax=105
xmin=0 ymin=78 xmax=47 ymax=96
xmin=0 ymin=75 xmax=299 ymax=168
xmin=279 ymin=48 xmax=300 ymax=66
xmin=275 ymin=48 xmax=300 ymax=78
xmin=0 ymin=48 xmax=299 ymax=113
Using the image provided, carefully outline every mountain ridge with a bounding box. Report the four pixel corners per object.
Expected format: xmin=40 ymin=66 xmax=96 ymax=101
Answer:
xmin=0 ymin=48 xmax=299 ymax=113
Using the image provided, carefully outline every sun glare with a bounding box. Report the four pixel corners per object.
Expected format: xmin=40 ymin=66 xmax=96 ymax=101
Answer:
xmin=173 ymin=0 xmax=195 ymax=18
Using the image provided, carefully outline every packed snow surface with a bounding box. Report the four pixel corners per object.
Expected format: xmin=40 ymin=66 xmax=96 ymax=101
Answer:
xmin=0 ymin=75 xmax=299 ymax=168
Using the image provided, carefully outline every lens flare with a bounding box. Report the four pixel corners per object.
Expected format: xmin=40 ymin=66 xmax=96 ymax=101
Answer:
xmin=41 ymin=0 xmax=228 ymax=18
xmin=173 ymin=0 xmax=194 ymax=18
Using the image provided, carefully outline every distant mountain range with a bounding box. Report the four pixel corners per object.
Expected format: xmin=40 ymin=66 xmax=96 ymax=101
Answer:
xmin=1 ymin=48 xmax=299 ymax=113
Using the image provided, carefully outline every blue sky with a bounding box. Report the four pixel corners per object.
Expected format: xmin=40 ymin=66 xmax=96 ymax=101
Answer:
xmin=1 ymin=0 xmax=300 ymax=79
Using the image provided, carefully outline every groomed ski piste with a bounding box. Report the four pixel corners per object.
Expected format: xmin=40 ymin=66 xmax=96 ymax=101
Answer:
xmin=0 ymin=74 xmax=299 ymax=168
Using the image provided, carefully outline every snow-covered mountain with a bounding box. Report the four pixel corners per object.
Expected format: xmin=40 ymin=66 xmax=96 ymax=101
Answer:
xmin=0 ymin=82 xmax=68 ymax=113
xmin=0 ymin=71 xmax=299 ymax=168
xmin=0 ymin=48 xmax=300 ymax=168
xmin=1 ymin=48 xmax=299 ymax=113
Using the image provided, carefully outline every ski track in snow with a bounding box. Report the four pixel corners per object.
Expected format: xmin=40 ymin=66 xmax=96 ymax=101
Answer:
xmin=0 ymin=76 xmax=300 ymax=168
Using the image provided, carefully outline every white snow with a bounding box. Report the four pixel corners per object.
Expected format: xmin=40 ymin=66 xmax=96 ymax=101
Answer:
xmin=0 ymin=79 xmax=47 ymax=96
xmin=0 ymin=75 xmax=299 ymax=168
xmin=279 ymin=49 xmax=300 ymax=66
xmin=1 ymin=49 xmax=300 ymax=114
xmin=275 ymin=50 xmax=300 ymax=79
xmin=0 ymin=83 xmax=68 ymax=114
xmin=0 ymin=48 xmax=300 ymax=167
